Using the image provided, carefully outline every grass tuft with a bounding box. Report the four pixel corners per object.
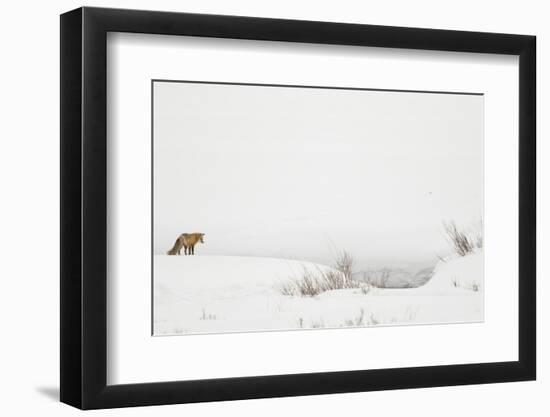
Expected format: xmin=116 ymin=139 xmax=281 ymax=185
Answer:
xmin=443 ymin=220 xmax=483 ymax=257
xmin=279 ymin=251 xmax=362 ymax=297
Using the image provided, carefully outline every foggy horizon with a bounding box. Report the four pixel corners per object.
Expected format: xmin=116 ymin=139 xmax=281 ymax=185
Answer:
xmin=153 ymin=81 xmax=483 ymax=271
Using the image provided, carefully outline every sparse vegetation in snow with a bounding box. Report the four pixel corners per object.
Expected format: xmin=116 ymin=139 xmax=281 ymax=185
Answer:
xmin=443 ymin=219 xmax=483 ymax=257
xmin=451 ymin=276 xmax=481 ymax=292
xmin=341 ymin=306 xmax=418 ymax=328
xmin=279 ymin=251 xmax=364 ymax=297
xmin=154 ymin=252 xmax=483 ymax=335
xmin=200 ymin=308 xmax=217 ymax=320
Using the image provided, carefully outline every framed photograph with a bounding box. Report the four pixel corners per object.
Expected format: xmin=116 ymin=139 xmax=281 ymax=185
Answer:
xmin=60 ymin=6 xmax=536 ymax=409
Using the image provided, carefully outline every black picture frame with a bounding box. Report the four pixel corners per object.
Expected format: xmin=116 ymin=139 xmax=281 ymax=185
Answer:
xmin=60 ymin=6 xmax=536 ymax=410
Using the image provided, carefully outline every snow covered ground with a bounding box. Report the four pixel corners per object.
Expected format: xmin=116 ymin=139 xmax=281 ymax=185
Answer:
xmin=153 ymin=252 xmax=483 ymax=335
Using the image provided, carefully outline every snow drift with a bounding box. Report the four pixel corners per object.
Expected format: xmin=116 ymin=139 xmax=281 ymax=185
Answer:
xmin=153 ymin=253 xmax=483 ymax=336
xmin=422 ymin=250 xmax=483 ymax=292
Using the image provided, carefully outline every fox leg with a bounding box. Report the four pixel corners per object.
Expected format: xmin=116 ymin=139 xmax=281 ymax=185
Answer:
xmin=183 ymin=245 xmax=187 ymax=255
xmin=190 ymin=245 xmax=194 ymax=255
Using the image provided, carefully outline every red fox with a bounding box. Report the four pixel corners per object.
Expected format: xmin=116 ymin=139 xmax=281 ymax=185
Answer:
xmin=167 ymin=233 xmax=205 ymax=255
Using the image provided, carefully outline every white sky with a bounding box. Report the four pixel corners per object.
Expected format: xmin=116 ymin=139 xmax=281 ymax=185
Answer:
xmin=153 ymin=81 xmax=483 ymax=270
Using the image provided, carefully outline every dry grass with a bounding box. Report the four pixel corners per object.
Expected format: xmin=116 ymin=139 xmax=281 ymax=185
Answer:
xmin=451 ymin=276 xmax=481 ymax=292
xmin=443 ymin=220 xmax=483 ymax=257
xmin=199 ymin=308 xmax=217 ymax=320
xmin=342 ymin=310 xmax=384 ymax=327
xmin=280 ymin=251 xmax=362 ymax=297
xmin=344 ymin=308 xmax=366 ymax=326
xmin=342 ymin=306 xmax=419 ymax=327
xmin=335 ymin=250 xmax=354 ymax=282
xmin=294 ymin=268 xmax=325 ymax=297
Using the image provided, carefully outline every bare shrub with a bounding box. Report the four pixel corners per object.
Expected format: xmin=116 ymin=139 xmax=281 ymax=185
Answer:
xmin=443 ymin=220 xmax=483 ymax=257
xmin=279 ymin=267 xmax=322 ymax=297
xmin=279 ymin=251 xmax=361 ymax=297
xmin=335 ymin=250 xmax=354 ymax=283
xmin=320 ymin=269 xmax=348 ymax=291
xmin=295 ymin=268 xmax=323 ymax=296
xmin=280 ymin=268 xmax=347 ymax=297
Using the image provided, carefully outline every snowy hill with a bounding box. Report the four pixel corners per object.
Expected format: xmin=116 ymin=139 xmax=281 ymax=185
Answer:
xmin=422 ymin=250 xmax=483 ymax=292
xmin=153 ymin=253 xmax=483 ymax=335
